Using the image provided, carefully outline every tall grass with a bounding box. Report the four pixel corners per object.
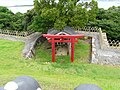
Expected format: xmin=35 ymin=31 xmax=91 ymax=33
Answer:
xmin=0 ymin=39 xmax=120 ymax=90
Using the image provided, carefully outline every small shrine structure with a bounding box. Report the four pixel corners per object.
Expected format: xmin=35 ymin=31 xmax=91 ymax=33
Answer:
xmin=43 ymin=26 xmax=84 ymax=62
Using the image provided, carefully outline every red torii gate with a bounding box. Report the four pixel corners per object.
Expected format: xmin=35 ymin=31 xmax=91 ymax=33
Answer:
xmin=43 ymin=34 xmax=84 ymax=62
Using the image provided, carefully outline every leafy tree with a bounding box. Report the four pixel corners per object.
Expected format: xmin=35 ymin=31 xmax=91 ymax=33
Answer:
xmin=29 ymin=0 xmax=58 ymax=32
xmin=11 ymin=12 xmax=24 ymax=31
xmin=0 ymin=6 xmax=24 ymax=31
xmin=29 ymin=0 xmax=98 ymax=32
xmin=0 ymin=6 xmax=13 ymax=14
xmin=88 ymin=0 xmax=98 ymax=22
xmin=0 ymin=6 xmax=14 ymax=29
xmin=69 ymin=5 xmax=88 ymax=28
xmin=23 ymin=9 xmax=36 ymax=31
xmin=88 ymin=6 xmax=120 ymax=40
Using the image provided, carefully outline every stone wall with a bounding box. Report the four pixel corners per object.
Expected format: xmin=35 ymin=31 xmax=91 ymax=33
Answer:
xmin=22 ymin=32 xmax=43 ymax=58
xmin=91 ymin=37 xmax=98 ymax=64
xmin=97 ymin=50 xmax=120 ymax=65
xmin=0 ymin=29 xmax=34 ymax=37
xmin=0 ymin=34 xmax=26 ymax=42
xmin=99 ymin=28 xmax=120 ymax=50
xmin=96 ymin=29 xmax=120 ymax=65
xmin=78 ymin=30 xmax=120 ymax=65
xmin=0 ymin=32 xmax=43 ymax=59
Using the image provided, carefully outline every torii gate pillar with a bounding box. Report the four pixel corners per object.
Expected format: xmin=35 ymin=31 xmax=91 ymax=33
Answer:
xmin=71 ymin=38 xmax=75 ymax=62
xmin=52 ymin=38 xmax=55 ymax=62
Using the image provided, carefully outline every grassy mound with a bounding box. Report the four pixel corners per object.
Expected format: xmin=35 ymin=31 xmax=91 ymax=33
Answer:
xmin=0 ymin=39 xmax=120 ymax=90
xmin=35 ymin=40 xmax=90 ymax=63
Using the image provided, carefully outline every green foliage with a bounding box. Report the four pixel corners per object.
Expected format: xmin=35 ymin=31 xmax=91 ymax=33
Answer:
xmin=23 ymin=9 xmax=36 ymax=31
xmin=29 ymin=0 xmax=98 ymax=32
xmin=88 ymin=6 xmax=120 ymax=40
xmin=11 ymin=12 xmax=24 ymax=31
xmin=0 ymin=1 xmax=119 ymax=40
xmin=0 ymin=6 xmax=24 ymax=31
xmin=69 ymin=5 xmax=88 ymax=28
xmin=0 ymin=6 xmax=13 ymax=29
xmin=1 ymin=39 xmax=120 ymax=90
xmin=0 ymin=6 xmax=13 ymax=14
xmin=0 ymin=1 xmax=98 ymax=33
xmin=88 ymin=0 xmax=98 ymax=22
xmin=54 ymin=18 xmax=66 ymax=30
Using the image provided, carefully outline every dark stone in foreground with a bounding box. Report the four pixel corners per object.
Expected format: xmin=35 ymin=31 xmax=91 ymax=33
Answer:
xmin=0 ymin=76 xmax=41 ymax=90
xmin=74 ymin=84 xmax=102 ymax=90
xmin=13 ymin=76 xmax=41 ymax=90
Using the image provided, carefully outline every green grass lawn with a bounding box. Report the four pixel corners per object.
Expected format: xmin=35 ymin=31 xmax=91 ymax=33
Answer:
xmin=0 ymin=39 xmax=120 ymax=90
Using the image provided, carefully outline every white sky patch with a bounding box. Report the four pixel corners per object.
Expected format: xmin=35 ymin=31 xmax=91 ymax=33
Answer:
xmin=0 ymin=0 xmax=119 ymax=13
xmin=0 ymin=0 xmax=33 ymax=6
xmin=0 ymin=0 xmax=34 ymax=13
xmin=98 ymin=1 xmax=120 ymax=9
xmin=8 ymin=6 xmax=34 ymax=13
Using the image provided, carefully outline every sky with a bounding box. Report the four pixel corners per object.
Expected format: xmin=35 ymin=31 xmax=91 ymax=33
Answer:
xmin=0 ymin=0 xmax=120 ymax=13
